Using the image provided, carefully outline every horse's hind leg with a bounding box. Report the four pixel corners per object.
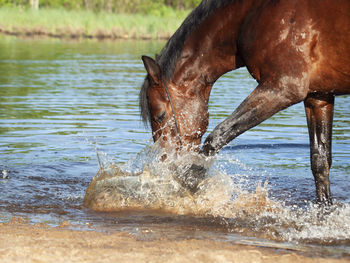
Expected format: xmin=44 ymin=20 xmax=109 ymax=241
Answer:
xmin=304 ymin=94 xmax=334 ymax=205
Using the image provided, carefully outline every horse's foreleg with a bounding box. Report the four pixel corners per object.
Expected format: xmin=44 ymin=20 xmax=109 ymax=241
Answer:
xmin=200 ymin=82 xmax=307 ymax=156
xmin=304 ymin=94 xmax=334 ymax=205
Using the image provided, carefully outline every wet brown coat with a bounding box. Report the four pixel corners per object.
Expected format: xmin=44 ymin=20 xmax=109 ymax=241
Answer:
xmin=141 ymin=0 xmax=350 ymax=203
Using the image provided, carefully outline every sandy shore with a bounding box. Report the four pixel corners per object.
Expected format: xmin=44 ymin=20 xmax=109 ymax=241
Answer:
xmin=0 ymin=218 xmax=349 ymax=263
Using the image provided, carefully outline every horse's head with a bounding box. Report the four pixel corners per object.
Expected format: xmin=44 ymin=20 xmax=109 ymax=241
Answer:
xmin=140 ymin=55 xmax=210 ymax=155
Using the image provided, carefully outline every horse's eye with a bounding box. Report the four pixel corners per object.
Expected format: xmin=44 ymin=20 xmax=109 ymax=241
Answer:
xmin=156 ymin=112 xmax=166 ymax=123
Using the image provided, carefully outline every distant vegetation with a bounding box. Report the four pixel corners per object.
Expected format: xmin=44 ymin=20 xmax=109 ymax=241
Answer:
xmin=0 ymin=0 xmax=201 ymax=39
xmin=0 ymin=0 xmax=201 ymax=14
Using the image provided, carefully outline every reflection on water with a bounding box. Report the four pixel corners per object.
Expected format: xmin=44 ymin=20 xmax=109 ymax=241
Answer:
xmin=0 ymin=36 xmax=350 ymax=256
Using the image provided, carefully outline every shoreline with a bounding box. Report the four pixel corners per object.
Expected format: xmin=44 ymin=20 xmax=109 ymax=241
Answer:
xmin=1 ymin=218 xmax=349 ymax=263
xmin=0 ymin=26 xmax=172 ymax=41
xmin=0 ymin=8 xmax=187 ymax=41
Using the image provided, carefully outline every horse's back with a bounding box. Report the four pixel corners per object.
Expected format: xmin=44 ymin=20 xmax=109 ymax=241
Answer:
xmin=239 ymin=0 xmax=350 ymax=94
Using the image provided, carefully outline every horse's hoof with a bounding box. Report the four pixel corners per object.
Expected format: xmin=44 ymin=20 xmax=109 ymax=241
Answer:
xmin=315 ymin=197 xmax=333 ymax=207
xmin=175 ymin=163 xmax=207 ymax=193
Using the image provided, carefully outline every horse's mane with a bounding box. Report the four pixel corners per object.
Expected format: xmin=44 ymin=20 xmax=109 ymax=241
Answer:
xmin=140 ymin=0 xmax=237 ymax=126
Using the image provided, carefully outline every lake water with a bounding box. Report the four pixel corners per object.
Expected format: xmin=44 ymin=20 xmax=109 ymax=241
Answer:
xmin=0 ymin=36 xmax=350 ymax=257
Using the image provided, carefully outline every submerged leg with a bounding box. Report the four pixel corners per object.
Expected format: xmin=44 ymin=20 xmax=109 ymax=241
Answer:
xmin=200 ymin=81 xmax=307 ymax=156
xmin=304 ymin=94 xmax=334 ymax=205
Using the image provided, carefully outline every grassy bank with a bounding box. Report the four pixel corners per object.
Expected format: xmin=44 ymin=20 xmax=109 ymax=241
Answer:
xmin=0 ymin=7 xmax=190 ymax=40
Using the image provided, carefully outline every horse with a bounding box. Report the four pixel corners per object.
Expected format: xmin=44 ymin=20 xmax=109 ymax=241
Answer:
xmin=139 ymin=0 xmax=350 ymax=205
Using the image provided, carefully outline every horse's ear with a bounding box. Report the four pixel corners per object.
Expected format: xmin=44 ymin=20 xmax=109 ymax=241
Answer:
xmin=142 ymin=55 xmax=161 ymax=85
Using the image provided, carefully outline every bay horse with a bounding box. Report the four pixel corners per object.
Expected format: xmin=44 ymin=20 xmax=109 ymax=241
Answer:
xmin=140 ymin=0 xmax=350 ymax=205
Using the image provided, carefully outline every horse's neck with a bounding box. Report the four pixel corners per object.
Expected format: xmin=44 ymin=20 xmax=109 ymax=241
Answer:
xmin=172 ymin=0 xmax=258 ymax=86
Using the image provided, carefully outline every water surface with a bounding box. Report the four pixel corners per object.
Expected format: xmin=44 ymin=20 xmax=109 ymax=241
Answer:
xmin=0 ymin=36 xmax=350 ymax=257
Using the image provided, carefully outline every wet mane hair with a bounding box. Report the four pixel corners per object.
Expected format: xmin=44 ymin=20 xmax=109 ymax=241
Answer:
xmin=139 ymin=0 xmax=236 ymax=126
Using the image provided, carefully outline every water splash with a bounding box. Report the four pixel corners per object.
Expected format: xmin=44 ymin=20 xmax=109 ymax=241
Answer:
xmin=280 ymin=203 xmax=350 ymax=243
xmin=83 ymin=144 xmax=350 ymax=246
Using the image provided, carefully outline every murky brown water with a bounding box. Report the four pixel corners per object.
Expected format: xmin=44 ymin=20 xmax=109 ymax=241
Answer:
xmin=1 ymin=35 xmax=350 ymax=257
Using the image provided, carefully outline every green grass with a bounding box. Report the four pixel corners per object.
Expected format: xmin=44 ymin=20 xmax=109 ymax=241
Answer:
xmin=0 ymin=7 xmax=190 ymax=39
